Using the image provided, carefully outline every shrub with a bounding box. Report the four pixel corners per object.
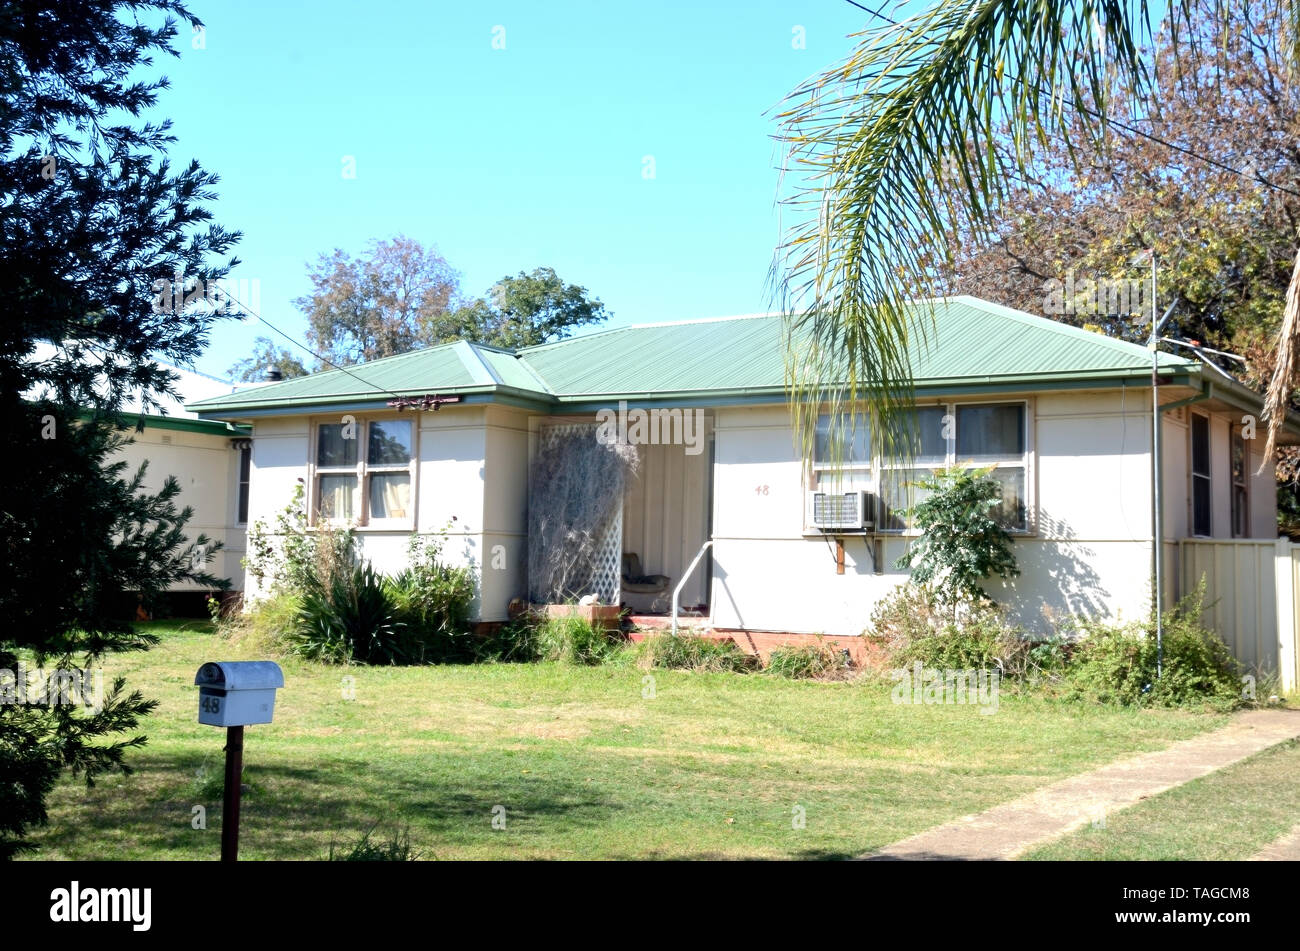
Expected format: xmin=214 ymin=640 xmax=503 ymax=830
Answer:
xmin=473 ymin=614 xmax=541 ymax=663
xmin=765 ymin=640 xmax=850 ymax=680
xmin=869 ymin=583 xmax=1039 ymax=678
xmin=294 ymin=561 xmax=405 ymax=665
xmin=894 ymin=466 xmax=1019 ymax=605
xmin=218 ymin=590 xmax=302 ymax=657
xmin=534 ymin=612 xmax=621 ymax=665
xmin=385 ymin=535 xmax=477 ymax=663
xmin=1063 ymin=588 xmax=1244 ymax=710
xmin=638 ymin=633 xmax=759 ymax=673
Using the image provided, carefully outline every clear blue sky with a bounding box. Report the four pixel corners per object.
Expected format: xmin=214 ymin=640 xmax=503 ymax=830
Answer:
xmin=151 ymin=0 xmax=879 ymax=378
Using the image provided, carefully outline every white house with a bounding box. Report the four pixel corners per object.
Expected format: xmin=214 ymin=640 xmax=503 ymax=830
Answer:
xmin=186 ymin=296 xmax=1299 ymax=650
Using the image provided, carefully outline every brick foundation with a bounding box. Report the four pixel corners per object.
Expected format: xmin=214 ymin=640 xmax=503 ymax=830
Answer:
xmin=626 ymin=625 xmax=890 ymax=669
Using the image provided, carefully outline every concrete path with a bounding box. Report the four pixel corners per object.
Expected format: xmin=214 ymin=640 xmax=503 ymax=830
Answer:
xmin=1252 ymin=823 xmax=1300 ymax=861
xmin=863 ymin=709 xmax=1300 ymax=861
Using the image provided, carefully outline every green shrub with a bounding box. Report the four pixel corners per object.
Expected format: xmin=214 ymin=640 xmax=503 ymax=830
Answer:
xmin=894 ymin=466 xmax=1019 ymax=605
xmin=1062 ymin=589 xmax=1244 ymax=710
xmin=473 ymin=614 xmax=541 ymax=663
xmin=764 ymin=640 xmax=850 ymax=680
xmin=534 ymin=612 xmax=621 ymax=665
xmin=294 ymin=560 xmax=405 ymax=665
xmin=638 ymin=633 xmax=759 ymax=673
xmin=385 ymin=535 xmax=477 ymax=663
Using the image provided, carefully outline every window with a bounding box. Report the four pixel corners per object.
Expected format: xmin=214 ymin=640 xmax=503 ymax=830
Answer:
xmin=879 ymin=406 xmax=948 ymax=531
xmin=813 ymin=412 xmax=871 ymax=470
xmin=314 ymin=418 xmax=414 ymax=525
xmin=236 ymin=444 xmax=251 ymax=524
xmin=813 ymin=401 xmax=1030 ymax=533
xmin=1191 ymin=413 xmax=1211 ymax=537
xmin=957 ymin=402 xmax=1026 ymax=530
xmin=1231 ymin=425 xmax=1249 ymax=538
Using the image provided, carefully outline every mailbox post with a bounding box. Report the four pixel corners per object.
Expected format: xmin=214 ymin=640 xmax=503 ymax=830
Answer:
xmin=194 ymin=661 xmax=284 ymax=862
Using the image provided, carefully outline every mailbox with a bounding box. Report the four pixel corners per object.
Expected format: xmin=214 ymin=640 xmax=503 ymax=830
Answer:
xmin=194 ymin=661 xmax=284 ymax=727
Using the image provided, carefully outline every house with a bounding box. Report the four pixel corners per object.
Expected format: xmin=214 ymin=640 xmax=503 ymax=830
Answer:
xmin=186 ymin=295 xmax=1300 ymax=651
xmin=113 ymin=362 xmax=255 ymax=605
xmin=26 ymin=344 xmax=255 ymax=605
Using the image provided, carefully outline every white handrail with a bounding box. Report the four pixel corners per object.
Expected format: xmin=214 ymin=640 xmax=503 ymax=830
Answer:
xmin=671 ymin=540 xmax=714 ymax=637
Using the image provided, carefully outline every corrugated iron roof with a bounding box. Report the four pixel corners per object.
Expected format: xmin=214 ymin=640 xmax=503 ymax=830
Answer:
xmin=188 ymin=295 xmax=1198 ymax=414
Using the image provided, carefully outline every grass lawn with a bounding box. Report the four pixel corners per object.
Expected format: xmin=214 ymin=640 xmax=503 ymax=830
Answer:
xmin=1024 ymin=739 xmax=1300 ymax=861
xmin=24 ymin=621 xmax=1228 ymax=860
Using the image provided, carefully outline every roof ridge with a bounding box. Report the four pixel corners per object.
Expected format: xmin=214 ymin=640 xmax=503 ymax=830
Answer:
xmin=457 ymin=341 xmax=503 ymax=386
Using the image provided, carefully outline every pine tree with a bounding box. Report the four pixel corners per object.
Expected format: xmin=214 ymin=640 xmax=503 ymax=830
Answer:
xmin=0 ymin=0 xmax=239 ymax=857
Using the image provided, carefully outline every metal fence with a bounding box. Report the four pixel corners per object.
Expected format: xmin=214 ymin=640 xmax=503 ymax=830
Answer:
xmin=1178 ymin=538 xmax=1299 ymax=693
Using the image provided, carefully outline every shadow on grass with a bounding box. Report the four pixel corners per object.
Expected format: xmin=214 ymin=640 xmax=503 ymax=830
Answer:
xmin=30 ymin=753 xmax=627 ymax=860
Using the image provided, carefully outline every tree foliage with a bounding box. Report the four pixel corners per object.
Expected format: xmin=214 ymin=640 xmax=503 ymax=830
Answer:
xmin=944 ymin=1 xmax=1299 ymax=368
xmin=297 ymin=235 xmax=461 ymax=366
xmin=228 ymin=335 xmax=309 ymax=382
xmin=0 ymin=0 xmax=235 ymax=856
xmin=773 ymin=0 xmax=1300 ymax=467
xmin=296 ymin=237 xmax=609 ymax=364
xmin=448 ymin=267 xmax=610 ymax=350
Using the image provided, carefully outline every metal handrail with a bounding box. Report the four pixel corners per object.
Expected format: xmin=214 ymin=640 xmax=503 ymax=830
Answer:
xmin=671 ymin=540 xmax=713 ymax=637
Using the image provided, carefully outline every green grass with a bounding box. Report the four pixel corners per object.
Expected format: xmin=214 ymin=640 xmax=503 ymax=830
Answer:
xmin=1025 ymin=739 xmax=1300 ymax=861
xmin=22 ymin=622 xmax=1228 ymax=860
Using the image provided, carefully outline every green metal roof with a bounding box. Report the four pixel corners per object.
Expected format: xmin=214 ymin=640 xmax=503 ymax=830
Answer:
xmin=188 ymin=295 xmax=1200 ymax=416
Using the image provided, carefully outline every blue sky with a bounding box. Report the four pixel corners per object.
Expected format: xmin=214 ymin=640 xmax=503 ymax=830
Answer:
xmin=151 ymin=0 xmax=881 ymax=378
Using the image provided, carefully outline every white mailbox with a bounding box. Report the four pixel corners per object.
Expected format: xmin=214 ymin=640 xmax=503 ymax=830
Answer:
xmin=195 ymin=661 xmax=284 ymax=727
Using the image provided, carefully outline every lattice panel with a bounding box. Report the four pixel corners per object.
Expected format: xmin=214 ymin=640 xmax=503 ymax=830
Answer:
xmin=528 ymin=423 xmax=624 ymax=605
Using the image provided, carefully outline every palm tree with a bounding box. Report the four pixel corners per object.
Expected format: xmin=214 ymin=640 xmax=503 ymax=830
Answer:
xmin=774 ymin=0 xmax=1300 ymax=464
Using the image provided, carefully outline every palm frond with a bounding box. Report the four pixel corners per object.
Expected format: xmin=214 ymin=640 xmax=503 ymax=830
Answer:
xmin=773 ymin=1 xmax=1157 ymax=468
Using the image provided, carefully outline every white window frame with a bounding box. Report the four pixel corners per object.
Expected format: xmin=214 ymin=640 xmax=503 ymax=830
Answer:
xmin=310 ymin=415 xmax=418 ymax=530
xmin=809 ymin=398 xmax=1034 ymax=536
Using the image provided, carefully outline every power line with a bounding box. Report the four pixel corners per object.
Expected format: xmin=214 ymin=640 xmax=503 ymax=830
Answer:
xmin=215 ymin=286 xmax=410 ymax=403
xmin=839 ymin=0 xmax=1300 ymax=200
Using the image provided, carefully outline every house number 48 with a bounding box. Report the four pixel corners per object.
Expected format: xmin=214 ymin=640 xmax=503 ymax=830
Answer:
xmin=754 ymin=485 xmax=769 ymax=495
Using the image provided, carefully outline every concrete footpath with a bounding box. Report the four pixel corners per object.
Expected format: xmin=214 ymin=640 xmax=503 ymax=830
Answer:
xmin=863 ymin=709 xmax=1300 ymax=861
xmin=1253 ymin=823 xmax=1300 ymax=861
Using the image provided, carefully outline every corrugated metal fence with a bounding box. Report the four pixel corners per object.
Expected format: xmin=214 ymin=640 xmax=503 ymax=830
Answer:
xmin=1178 ymin=538 xmax=1299 ymax=693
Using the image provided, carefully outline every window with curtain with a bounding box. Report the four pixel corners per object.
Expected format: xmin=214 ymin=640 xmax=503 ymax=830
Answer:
xmin=314 ymin=418 xmax=413 ymax=525
xmin=366 ymin=419 xmax=412 ymax=521
xmin=1191 ymin=414 xmax=1211 ymax=537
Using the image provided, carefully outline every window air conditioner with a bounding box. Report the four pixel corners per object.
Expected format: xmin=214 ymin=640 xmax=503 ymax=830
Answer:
xmin=811 ymin=490 xmax=873 ymax=531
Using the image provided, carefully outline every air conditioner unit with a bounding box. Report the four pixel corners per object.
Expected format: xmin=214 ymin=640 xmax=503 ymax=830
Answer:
xmin=811 ymin=490 xmax=873 ymax=531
